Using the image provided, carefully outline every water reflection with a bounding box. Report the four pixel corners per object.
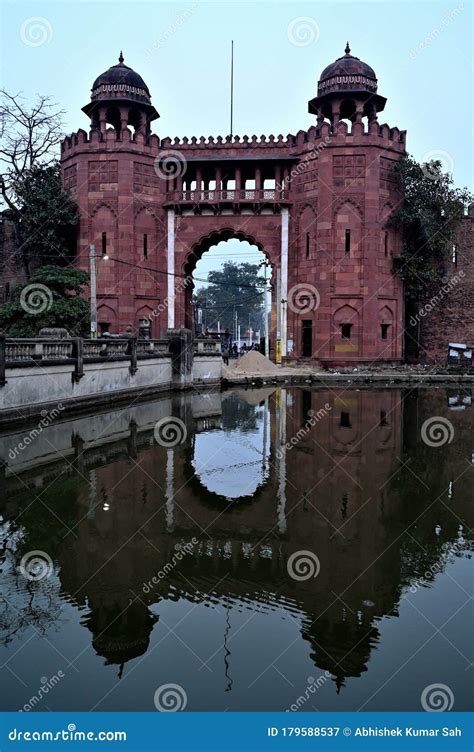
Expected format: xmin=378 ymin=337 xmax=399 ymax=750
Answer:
xmin=0 ymin=386 xmax=472 ymax=711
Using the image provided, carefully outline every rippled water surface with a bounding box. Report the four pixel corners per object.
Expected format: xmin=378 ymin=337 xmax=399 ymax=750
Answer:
xmin=0 ymin=386 xmax=472 ymax=711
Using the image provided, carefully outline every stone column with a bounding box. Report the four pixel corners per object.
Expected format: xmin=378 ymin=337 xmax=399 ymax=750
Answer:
xmin=99 ymin=106 xmax=107 ymax=135
xmin=280 ymin=208 xmax=289 ymax=357
xmin=167 ymin=209 xmax=175 ymax=329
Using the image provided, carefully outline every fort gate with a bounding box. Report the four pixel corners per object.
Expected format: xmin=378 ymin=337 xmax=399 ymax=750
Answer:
xmin=61 ymin=44 xmax=406 ymax=364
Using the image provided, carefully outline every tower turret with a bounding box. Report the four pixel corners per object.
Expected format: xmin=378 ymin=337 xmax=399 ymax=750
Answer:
xmin=82 ymin=52 xmax=159 ymax=136
xmin=308 ymin=43 xmax=386 ymax=127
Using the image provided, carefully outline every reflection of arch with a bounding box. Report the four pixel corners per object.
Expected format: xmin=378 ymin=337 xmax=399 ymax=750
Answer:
xmin=182 ymin=396 xmax=272 ymax=506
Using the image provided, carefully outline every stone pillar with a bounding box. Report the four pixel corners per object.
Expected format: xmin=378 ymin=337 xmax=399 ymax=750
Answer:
xmin=99 ymin=106 xmax=107 ymax=135
xmin=235 ymin=167 xmax=241 ymax=192
xmin=167 ymin=209 xmax=175 ymax=329
xmin=255 ymin=166 xmax=262 ymax=191
xmin=280 ymin=208 xmax=289 ymax=357
xmin=215 ymin=166 xmax=222 ymax=192
xmin=167 ymin=328 xmax=193 ymax=390
xmin=275 ymin=165 xmax=281 ymax=191
xmin=0 ymin=334 xmax=6 ymax=387
xmin=165 ymin=449 xmax=175 ymax=532
xmin=120 ymin=107 xmax=128 ymax=136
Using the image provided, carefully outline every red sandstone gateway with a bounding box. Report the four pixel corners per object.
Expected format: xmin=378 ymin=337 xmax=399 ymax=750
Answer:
xmin=61 ymin=45 xmax=406 ymax=365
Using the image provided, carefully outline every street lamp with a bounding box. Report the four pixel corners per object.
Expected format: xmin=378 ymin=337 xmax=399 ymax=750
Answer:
xmin=89 ymin=244 xmax=97 ymax=339
xmin=259 ymin=259 xmax=271 ymax=358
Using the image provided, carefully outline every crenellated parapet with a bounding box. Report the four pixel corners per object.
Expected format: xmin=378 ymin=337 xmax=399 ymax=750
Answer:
xmin=61 ymin=116 xmax=405 ymax=162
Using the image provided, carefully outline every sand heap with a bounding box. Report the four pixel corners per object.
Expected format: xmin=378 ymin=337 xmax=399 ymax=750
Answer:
xmin=231 ymin=350 xmax=280 ymax=375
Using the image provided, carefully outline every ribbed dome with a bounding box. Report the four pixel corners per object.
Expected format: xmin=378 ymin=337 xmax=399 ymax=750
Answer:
xmin=90 ymin=52 xmax=151 ymax=103
xmin=317 ymin=43 xmax=378 ymax=96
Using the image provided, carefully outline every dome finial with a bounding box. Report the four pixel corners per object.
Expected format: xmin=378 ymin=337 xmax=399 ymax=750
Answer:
xmin=118 ymin=50 xmax=124 ymax=64
xmin=345 ymin=41 xmax=351 ymax=55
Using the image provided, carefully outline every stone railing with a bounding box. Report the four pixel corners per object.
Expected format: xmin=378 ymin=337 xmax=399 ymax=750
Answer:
xmin=194 ymin=338 xmax=222 ymax=354
xmin=0 ymin=335 xmax=222 ymax=388
xmin=0 ymin=336 xmax=171 ymax=386
xmin=165 ymin=188 xmax=290 ymax=205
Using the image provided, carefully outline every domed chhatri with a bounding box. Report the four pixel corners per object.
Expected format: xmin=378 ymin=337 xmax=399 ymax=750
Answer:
xmin=318 ymin=43 xmax=377 ymax=95
xmin=82 ymin=52 xmax=159 ymax=132
xmin=308 ymin=43 xmax=386 ymax=123
xmin=91 ymin=51 xmax=151 ymax=102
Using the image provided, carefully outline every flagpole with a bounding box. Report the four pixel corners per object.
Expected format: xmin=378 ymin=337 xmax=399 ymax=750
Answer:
xmin=230 ymin=40 xmax=234 ymax=137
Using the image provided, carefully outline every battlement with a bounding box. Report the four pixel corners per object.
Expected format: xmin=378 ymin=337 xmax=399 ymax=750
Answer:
xmin=61 ymin=119 xmax=406 ymax=159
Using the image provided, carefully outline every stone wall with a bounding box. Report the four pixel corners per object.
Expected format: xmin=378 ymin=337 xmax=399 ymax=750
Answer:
xmin=410 ymin=208 xmax=474 ymax=364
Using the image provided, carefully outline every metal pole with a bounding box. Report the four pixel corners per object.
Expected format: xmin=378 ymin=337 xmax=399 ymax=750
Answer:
xmin=264 ymin=262 xmax=269 ymax=358
xmin=230 ymin=40 xmax=234 ymax=137
xmin=89 ymin=244 xmax=97 ymax=339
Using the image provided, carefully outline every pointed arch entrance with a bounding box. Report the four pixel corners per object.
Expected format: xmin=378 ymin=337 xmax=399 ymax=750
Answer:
xmin=167 ymin=215 xmax=288 ymax=355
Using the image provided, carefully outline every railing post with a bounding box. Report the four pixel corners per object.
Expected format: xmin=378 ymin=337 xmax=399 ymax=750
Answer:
xmin=72 ymin=337 xmax=84 ymax=383
xmin=0 ymin=334 xmax=6 ymax=387
xmin=129 ymin=337 xmax=138 ymax=375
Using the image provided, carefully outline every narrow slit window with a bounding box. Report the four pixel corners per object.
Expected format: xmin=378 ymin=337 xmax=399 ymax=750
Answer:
xmin=101 ymin=232 xmax=107 ymax=256
xmin=143 ymin=233 xmax=148 ymax=259
xmin=452 ymin=244 xmax=457 ymax=264
xmin=381 ymin=323 xmax=390 ymax=340
xmin=341 ymin=323 xmax=352 ymax=339
xmin=306 ymin=232 xmax=310 ymax=259
xmin=340 ymin=411 xmax=351 ymax=428
xmin=380 ymin=410 xmax=388 ymax=426
xmin=345 ymin=229 xmax=351 ymax=255
xmin=384 ymin=231 xmax=388 ymax=257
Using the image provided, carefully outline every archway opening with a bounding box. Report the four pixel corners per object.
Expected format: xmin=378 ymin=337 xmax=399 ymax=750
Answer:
xmin=185 ymin=232 xmax=272 ymax=354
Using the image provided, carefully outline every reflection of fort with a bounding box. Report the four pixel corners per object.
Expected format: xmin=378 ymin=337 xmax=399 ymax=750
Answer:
xmin=0 ymin=386 xmax=472 ymax=689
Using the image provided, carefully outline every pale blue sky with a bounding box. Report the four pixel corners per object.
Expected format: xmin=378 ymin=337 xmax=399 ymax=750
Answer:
xmin=1 ymin=0 xmax=472 ymax=281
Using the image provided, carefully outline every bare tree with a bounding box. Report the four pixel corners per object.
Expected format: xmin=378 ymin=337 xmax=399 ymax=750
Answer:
xmin=0 ymin=90 xmax=65 ymax=212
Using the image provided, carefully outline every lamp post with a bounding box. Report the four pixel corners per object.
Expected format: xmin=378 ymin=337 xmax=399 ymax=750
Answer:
xmin=260 ymin=259 xmax=271 ymax=358
xmin=89 ymin=244 xmax=97 ymax=339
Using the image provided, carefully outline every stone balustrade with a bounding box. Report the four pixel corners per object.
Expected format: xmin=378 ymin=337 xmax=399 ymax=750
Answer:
xmin=0 ymin=333 xmax=223 ymax=424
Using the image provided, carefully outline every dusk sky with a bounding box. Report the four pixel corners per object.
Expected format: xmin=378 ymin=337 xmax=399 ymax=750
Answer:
xmin=2 ymin=0 xmax=472 ymax=281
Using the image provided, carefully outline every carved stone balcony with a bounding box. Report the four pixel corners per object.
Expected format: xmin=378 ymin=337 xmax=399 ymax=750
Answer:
xmin=164 ymin=188 xmax=291 ymax=208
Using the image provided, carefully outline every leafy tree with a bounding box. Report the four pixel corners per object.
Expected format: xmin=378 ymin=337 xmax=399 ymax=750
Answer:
xmin=389 ymin=156 xmax=472 ymax=303
xmin=193 ymin=261 xmax=266 ymax=334
xmin=11 ymin=163 xmax=80 ymax=275
xmin=0 ymin=265 xmax=90 ymax=336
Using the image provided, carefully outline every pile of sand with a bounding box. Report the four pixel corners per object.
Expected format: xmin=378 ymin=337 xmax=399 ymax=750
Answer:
xmin=231 ymin=351 xmax=280 ymax=375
